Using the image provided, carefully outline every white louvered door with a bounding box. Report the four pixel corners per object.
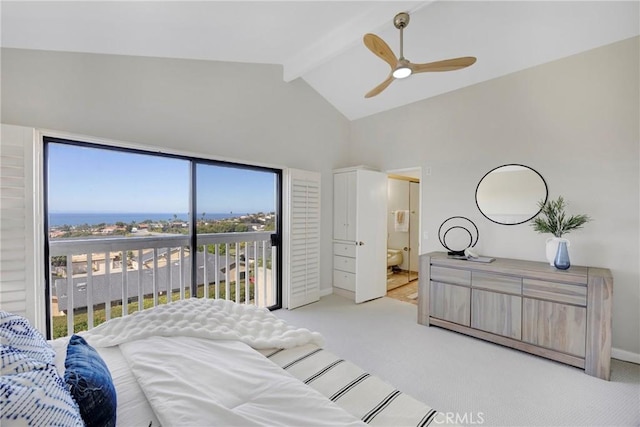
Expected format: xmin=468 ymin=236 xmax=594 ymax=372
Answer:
xmin=284 ymin=169 xmax=320 ymax=309
xmin=0 ymin=124 xmax=43 ymax=331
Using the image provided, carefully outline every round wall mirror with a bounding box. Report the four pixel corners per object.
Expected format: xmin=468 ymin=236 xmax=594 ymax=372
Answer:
xmin=475 ymin=164 xmax=548 ymax=225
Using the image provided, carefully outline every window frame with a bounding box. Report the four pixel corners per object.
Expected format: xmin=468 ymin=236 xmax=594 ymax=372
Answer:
xmin=43 ymin=136 xmax=283 ymax=338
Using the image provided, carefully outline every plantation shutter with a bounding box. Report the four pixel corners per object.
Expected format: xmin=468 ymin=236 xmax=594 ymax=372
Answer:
xmin=0 ymin=124 xmax=42 ymax=330
xmin=284 ymin=169 xmax=320 ymax=309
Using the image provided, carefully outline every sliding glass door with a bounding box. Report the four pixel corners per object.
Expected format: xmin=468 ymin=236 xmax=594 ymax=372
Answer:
xmin=44 ymin=137 xmax=281 ymax=338
xmin=194 ymin=162 xmax=281 ymax=308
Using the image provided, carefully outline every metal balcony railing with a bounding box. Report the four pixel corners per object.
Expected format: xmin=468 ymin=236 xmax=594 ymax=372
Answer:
xmin=48 ymin=232 xmax=274 ymax=338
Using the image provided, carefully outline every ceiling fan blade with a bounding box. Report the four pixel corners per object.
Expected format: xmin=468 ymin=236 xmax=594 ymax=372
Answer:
xmin=363 ymin=33 xmax=398 ymax=69
xmin=365 ymin=74 xmax=394 ymax=98
xmin=411 ymin=57 xmax=477 ymax=73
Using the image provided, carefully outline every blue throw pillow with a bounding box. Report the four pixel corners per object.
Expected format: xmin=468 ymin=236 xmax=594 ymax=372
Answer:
xmin=64 ymin=335 xmax=117 ymax=427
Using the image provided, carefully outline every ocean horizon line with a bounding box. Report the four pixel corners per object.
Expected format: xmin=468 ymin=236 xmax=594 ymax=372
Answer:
xmin=48 ymin=211 xmax=270 ymax=227
xmin=49 ymin=210 xmax=256 ymax=215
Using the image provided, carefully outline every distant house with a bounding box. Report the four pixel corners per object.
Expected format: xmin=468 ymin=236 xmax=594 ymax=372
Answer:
xmin=54 ymin=253 xmax=122 ymax=277
xmin=49 ymin=230 xmax=66 ymax=239
xmin=101 ymin=225 xmax=125 ymax=235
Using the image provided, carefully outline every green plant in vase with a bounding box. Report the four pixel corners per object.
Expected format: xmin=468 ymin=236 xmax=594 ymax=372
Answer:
xmin=530 ymin=196 xmax=590 ymax=266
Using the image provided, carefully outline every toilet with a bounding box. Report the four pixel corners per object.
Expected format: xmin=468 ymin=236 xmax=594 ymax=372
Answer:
xmin=387 ymin=249 xmax=403 ymax=269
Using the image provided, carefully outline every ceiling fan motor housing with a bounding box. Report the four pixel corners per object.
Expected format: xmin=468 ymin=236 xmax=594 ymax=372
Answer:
xmin=394 ymin=12 xmax=410 ymax=29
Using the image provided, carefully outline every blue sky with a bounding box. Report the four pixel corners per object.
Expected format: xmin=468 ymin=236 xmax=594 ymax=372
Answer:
xmin=48 ymin=143 xmax=276 ymax=213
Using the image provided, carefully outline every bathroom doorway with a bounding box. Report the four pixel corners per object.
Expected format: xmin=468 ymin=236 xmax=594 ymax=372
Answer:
xmin=386 ymin=169 xmax=420 ymax=303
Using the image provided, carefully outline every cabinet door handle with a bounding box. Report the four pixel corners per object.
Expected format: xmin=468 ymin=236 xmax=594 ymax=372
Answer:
xmin=357 ymin=241 xmax=364 ymax=246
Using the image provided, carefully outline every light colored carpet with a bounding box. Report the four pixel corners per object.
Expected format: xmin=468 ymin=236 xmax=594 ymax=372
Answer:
xmin=275 ymin=294 xmax=640 ymax=427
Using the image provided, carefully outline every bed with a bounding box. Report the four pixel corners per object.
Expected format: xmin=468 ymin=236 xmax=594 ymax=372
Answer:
xmin=1 ymin=298 xmax=450 ymax=426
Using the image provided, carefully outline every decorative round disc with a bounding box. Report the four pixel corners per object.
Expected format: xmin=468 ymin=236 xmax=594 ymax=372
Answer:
xmin=438 ymin=216 xmax=479 ymax=254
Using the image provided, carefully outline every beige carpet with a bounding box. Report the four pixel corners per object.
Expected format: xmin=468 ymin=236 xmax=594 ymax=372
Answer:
xmin=275 ymin=294 xmax=640 ymax=427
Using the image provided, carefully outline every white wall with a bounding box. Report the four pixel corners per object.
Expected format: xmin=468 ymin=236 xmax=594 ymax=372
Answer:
xmin=2 ymin=38 xmax=639 ymax=357
xmin=1 ymin=47 xmax=350 ymax=297
xmin=350 ymin=37 xmax=640 ymax=356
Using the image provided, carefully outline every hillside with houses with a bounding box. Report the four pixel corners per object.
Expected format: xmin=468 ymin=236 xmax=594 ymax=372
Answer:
xmin=49 ymin=212 xmax=276 ymax=239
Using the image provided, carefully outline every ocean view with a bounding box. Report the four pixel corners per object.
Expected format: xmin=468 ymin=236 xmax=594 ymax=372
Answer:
xmin=49 ymin=212 xmax=245 ymax=227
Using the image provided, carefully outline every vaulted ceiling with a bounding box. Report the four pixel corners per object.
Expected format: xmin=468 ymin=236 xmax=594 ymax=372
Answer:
xmin=2 ymin=1 xmax=638 ymax=120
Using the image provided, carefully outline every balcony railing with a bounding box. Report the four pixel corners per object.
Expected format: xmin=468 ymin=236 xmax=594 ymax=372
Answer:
xmin=48 ymin=231 xmax=275 ymax=338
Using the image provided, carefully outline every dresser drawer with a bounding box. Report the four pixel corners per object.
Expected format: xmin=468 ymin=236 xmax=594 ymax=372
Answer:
xmin=523 ymin=279 xmax=587 ymax=306
xmin=430 ymin=266 xmax=471 ymax=287
xmin=333 ymin=269 xmax=355 ymax=292
xmin=472 ymin=272 xmax=521 ymax=295
xmin=333 ymin=242 xmax=356 ymax=257
xmin=333 ymin=255 xmax=356 ymax=273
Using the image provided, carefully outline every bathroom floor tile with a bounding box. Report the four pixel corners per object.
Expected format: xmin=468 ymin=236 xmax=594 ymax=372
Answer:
xmin=386 ymin=271 xmax=418 ymax=290
xmin=386 ymin=279 xmax=418 ymax=305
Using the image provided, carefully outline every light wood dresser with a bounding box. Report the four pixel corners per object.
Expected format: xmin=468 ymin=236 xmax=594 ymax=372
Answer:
xmin=418 ymin=252 xmax=613 ymax=380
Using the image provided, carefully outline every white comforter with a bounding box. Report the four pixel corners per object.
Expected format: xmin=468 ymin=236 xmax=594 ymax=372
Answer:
xmin=81 ymin=299 xmax=363 ymax=426
xmin=82 ymin=298 xmax=323 ymax=349
xmin=120 ymin=336 xmax=365 ymax=426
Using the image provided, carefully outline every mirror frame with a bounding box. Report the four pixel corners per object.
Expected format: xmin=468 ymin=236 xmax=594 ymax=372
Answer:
xmin=475 ymin=164 xmax=548 ymax=226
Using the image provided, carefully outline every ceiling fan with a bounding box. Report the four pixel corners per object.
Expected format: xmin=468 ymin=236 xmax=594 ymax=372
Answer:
xmin=363 ymin=12 xmax=477 ymax=98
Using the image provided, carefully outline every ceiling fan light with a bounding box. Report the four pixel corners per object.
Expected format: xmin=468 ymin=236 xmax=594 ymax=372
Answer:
xmin=392 ymin=65 xmax=411 ymax=79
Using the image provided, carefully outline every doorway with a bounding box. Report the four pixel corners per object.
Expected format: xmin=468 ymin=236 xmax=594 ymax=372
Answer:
xmin=385 ymin=169 xmax=420 ymax=304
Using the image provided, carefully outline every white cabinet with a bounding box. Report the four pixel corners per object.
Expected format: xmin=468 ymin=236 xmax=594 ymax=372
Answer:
xmin=332 ymin=168 xmax=387 ymax=303
xmin=333 ymin=171 xmax=356 ymax=241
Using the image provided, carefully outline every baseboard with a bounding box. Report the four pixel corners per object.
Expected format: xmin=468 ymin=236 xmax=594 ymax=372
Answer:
xmin=612 ymin=347 xmax=640 ymax=364
xmin=319 ymin=287 xmax=333 ymax=298
xmin=330 ymin=287 xmax=355 ymax=300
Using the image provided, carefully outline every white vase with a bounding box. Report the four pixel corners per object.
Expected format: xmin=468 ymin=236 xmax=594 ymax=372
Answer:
xmin=546 ymin=237 xmax=570 ymax=266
